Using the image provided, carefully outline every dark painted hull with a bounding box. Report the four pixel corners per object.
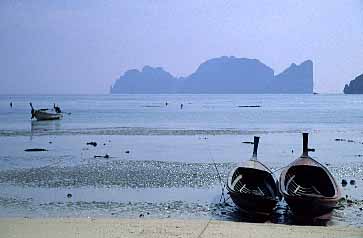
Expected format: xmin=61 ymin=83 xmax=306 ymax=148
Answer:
xmin=227 ymin=159 xmax=278 ymax=219
xmin=229 ymin=192 xmax=277 ymax=218
xmin=284 ymin=195 xmax=337 ymax=218
xmin=279 ymin=157 xmax=341 ymax=219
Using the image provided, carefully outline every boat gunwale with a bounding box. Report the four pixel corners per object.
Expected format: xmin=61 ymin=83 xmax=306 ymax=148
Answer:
xmin=279 ymin=155 xmax=341 ymax=201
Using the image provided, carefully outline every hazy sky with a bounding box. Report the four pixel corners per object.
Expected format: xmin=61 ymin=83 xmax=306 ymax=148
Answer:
xmin=0 ymin=0 xmax=362 ymax=94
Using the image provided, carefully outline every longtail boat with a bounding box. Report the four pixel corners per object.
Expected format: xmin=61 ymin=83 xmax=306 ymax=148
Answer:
xmin=30 ymin=102 xmax=63 ymax=121
xmin=226 ymin=136 xmax=279 ymax=218
xmin=279 ymin=133 xmax=341 ymax=219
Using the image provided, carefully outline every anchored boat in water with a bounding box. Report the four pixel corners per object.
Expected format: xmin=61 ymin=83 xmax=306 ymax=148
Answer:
xmin=279 ymin=133 xmax=341 ymax=219
xmin=30 ymin=102 xmax=63 ymax=121
xmin=226 ymin=136 xmax=279 ymax=218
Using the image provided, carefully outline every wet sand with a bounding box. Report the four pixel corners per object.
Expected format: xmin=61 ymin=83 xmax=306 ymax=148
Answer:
xmin=1 ymin=218 xmax=362 ymax=238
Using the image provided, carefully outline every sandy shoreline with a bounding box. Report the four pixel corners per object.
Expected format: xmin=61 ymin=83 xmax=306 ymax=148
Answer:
xmin=0 ymin=218 xmax=362 ymax=238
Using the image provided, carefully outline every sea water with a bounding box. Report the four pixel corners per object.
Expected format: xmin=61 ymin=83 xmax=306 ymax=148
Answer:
xmin=0 ymin=94 xmax=362 ymax=226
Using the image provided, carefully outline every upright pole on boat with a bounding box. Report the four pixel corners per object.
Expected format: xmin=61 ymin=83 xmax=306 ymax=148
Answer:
xmin=252 ymin=136 xmax=260 ymax=160
xmin=302 ymin=132 xmax=309 ymax=157
xmin=29 ymin=102 xmax=35 ymax=119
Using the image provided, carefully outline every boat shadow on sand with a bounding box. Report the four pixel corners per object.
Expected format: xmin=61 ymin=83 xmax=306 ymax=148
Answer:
xmin=212 ymin=201 xmax=332 ymax=226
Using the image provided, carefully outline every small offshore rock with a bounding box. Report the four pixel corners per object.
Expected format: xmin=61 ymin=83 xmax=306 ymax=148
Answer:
xmin=86 ymin=142 xmax=97 ymax=147
xmin=341 ymin=179 xmax=348 ymax=187
xmin=350 ymin=180 xmax=356 ymax=185
xmin=238 ymin=105 xmax=261 ymax=108
xmin=24 ymin=148 xmax=47 ymax=152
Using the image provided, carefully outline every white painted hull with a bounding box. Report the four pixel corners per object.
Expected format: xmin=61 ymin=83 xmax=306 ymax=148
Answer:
xmin=34 ymin=110 xmax=63 ymax=121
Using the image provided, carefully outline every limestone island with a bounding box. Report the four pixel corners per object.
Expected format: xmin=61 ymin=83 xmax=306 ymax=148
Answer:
xmin=343 ymin=74 xmax=363 ymax=94
xmin=111 ymin=56 xmax=313 ymax=94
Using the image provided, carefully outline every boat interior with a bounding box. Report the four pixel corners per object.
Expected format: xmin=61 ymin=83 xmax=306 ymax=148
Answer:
xmin=285 ymin=165 xmax=336 ymax=197
xmin=230 ymin=167 xmax=277 ymax=198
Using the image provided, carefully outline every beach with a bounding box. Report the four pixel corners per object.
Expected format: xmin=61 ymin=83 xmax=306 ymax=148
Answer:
xmin=1 ymin=218 xmax=363 ymax=238
xmin=1 ymin=94 xmax=363 ymax=232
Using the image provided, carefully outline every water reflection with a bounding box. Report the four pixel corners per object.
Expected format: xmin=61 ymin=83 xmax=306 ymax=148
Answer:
xmin=30 ymin=120 xmax=61 ymax=139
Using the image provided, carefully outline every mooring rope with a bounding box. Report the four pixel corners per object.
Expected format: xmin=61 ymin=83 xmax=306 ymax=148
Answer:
xmin=203 ymin=136 xmax=227 ymax=203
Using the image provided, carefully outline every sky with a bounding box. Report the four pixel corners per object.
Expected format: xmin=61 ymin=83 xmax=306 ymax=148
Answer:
xmin=0 ymin=0 xmax=362 ymax=94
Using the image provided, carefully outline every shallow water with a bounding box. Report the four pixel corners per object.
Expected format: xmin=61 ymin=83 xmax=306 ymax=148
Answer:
xmin=0 ymin=94 xmax=362 ymax=226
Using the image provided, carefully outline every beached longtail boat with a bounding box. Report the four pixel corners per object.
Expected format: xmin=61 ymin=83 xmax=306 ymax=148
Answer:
xmin=279 ymin=133 xmax=341 ymax=219
xmin=30 ymin=103 xmax=63 ymax=121
xmin=226 ymin=136 xmax=279 ymax=218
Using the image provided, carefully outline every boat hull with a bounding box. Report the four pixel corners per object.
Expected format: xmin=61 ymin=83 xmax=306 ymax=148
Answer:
xmin=284 ymin=195 xmax=337 ymax=218
xmin=34 ymin=110 xmax=63 ymax=121
xmin=227 ymin=160 xmax=278 ymax=219
xmin=229 ymin=192 xmax=277 ymax=218
xmin=279 ymin=157 xmax=341 ymax=219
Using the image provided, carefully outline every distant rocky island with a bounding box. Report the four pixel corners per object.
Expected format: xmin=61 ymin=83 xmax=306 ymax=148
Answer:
xmin=343 ymin=74 xmax=363 ymax=94
xmin=110 ymin=56 xmax=313 ymax=94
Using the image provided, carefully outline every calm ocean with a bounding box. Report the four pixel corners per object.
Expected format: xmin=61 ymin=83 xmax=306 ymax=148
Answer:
xmin=0 ymin=94 xmax=362 ymax=225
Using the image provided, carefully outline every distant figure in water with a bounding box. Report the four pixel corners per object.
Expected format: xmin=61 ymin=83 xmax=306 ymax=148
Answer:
xmin=165 ymin=101 xmax=168 ymax=107
xmin=53 ymin=103 xmax=62 ymax=113
xmin=180 ymin=103 xmax=183 ymax=109
xmin=10 ymin=102 xmax=12 ymax=108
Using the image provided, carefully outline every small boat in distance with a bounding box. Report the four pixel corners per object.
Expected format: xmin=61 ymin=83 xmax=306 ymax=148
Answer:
xmin=279 ymin=133 xmax=341 ymax=220
xmin=30 ymin=102 xmax=63 ymax=121
xmin=226 ymin=136 xmax=279 ymax=219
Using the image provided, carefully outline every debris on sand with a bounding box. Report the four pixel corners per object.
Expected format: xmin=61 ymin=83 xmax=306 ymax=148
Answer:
xmin=86 ymin=142 xmax=97 ymax=147
xmin=94 ymin=154 xmax=110 ymax=159
xmin=24 ymin=148 xmax=48 ymax=152
xmin=335 ymin=138 xmax=357 ymax=143
xmin=341 ymin=179 xmax=348 ymax=187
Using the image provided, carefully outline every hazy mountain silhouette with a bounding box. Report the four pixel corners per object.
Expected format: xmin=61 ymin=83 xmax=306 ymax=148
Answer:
xmin=270 ymin=60 xmax=313 ymax=93
xmin=111 ymin=56 xmax=313 ymax=94
xmin=344 ymin=74 xmax=363 ymax=94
